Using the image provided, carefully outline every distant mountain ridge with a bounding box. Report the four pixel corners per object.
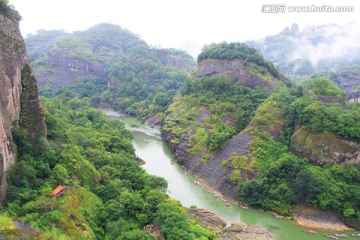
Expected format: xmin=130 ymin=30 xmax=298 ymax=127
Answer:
xmin=25 ymin=23 xmax=196 ymax=117
xmin=26 ymin=23 xmax=196 ymax=89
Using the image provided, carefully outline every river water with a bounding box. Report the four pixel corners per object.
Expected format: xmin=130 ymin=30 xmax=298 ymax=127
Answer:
xmin=106 ymin=111 xmax=360 ymax=240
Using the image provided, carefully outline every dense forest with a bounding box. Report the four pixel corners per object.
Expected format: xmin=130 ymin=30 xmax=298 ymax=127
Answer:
xmin=3 ymin=97 xmax=214 ymax=239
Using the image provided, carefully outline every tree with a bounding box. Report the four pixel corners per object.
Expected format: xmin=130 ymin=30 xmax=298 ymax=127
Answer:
xmin=52 ymin=164 xmax=68 ymax=185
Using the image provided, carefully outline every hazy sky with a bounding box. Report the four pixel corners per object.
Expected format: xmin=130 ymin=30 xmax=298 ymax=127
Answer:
xmin=9 ymin=0 xmax=360 ymax=57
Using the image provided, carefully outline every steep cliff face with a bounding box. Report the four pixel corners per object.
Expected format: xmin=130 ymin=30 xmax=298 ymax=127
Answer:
xmin=335 ymin=66 xmax=360 ymax=102
xmin=0 ymin=13 xmax=45 ymax=201
xmin=197 ymin=59 xmax=274 ymax=90
xmin=36 ymin=54 xmax=105 ymax=89
xmin=163 ymin=120 xmax=256 ymax=198
xmin=291 ymin=127 xmax=360 ymax=165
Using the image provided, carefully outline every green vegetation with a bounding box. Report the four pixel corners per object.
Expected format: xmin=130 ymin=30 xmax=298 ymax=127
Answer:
xmin=164 ymin=74 xmax=268 ymax=154
xmin=198 ymin=42 xmax=282 ymax=79
xmin=0 ymin=0 xmax=21 ymax=22
xmin=238 ymin=131 xmax=360 ymax=218
xmin=288 ymin=78 xmax=360 ymax=140
xmin=5 ymin=97 xmax=213 ymax=239
xmin=25 ymin=24 xmax=196 ymax=118
xmin=0 ymin=214 xmax=16 ymax=230
xmin=236 ymin=81 xmax=360 ymax=221
xmin=164 ymin=41 xmax=360 ymax=226
xmin=305 ymin=77 xmax=347 ymax=100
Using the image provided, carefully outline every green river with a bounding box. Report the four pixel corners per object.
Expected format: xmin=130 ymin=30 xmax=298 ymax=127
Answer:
xmin=106 ymin=111 xmax=360 ymax=240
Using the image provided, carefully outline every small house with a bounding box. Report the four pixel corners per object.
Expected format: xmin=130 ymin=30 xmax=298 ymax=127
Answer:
xmin=49 ymin=185 xmax=66 ymax=197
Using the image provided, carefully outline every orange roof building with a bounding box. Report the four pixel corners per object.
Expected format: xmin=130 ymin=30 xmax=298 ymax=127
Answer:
xmin=49 ymin=185 xmax=66 ymax=197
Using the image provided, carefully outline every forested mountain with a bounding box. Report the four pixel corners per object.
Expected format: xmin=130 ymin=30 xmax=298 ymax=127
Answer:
xmin=3 ymin=0 xmax=360 ymax=237
xmin=162 ymin=42 xmax=360 ymax=229
xmin=246 ymin=23 xmax=360 ymax=77
xmin=25 ymin=24 xmax=196 ymax=118
xmin=0 ymin=3 xmax=215 ymax=239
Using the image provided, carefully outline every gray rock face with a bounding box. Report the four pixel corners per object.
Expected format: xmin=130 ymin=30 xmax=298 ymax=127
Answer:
xmin=338 ymin=76 xmax=360 ymax=98
xmin=290 ymin=127 xmax=360 ymax=165
xmin=197 ymin=59 xmax=274 ymax=90
xmin=36 ymin=54 xmax=105 ymax=89
xmin=218 ymin=225 xmax=275 ymax=240
xmin=162 ymin=128 xmax=255 ymax=198
xmin=188 ymin=207 xmax=227 ymax=233
xmin=0 ymin=13 xmax=45 ymax=201
xmin=188 ymin=207 xmax=274 ymax=240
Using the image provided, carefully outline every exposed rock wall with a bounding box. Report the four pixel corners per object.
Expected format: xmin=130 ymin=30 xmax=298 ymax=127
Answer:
xmin=0 ymin=13 xmax=45 ymax=201
xmin=188 ymin=207 xmax=275 ymax=240
xmin=197 ymin=59 xmax=274 ymax=90
xmin=36 ymin=54 xmax=105 ymax=89
xmin=290 ymin=127 xmax=360 ymax=165
xmin=337 ymin=76 xmax=360 ymax=99
xmin=162 ymin=125 xmax=255 ymax=198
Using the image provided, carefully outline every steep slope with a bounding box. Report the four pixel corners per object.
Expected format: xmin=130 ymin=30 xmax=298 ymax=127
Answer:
xmin=162 ymin=42 xmax=286 ymax=198
xmin=0 ymin=9 xmax=45 ymax=202
xmin=25 ymin=24 xmax=196 ymax=117
xmin=162 ymin=42 xmax=360 ymax=227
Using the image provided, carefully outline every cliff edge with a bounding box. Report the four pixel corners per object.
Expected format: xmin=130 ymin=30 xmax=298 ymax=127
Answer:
xmin=0 ymin=12 xmax=45 ymax=202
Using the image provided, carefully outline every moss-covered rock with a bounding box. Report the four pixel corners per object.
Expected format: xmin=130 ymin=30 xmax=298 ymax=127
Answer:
xmin=290 ymin=127 xmax=360 ymax=165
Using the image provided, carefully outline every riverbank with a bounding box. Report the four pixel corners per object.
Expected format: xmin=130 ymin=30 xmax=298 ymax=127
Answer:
xmin=183 ymin=167 xmax=250 ymax=210
xmin=188 ymin=207 xmax=275 ymax=240
xmin=292 ymin=205 xmax=354 ymax=231
xmin=183 ymin=165 xmax=355 ymax=232
xmin=109 ymin=113 xmax=360 ymax=239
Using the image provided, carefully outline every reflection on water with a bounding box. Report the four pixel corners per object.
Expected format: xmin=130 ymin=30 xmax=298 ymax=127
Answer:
xmin=106 ymin=113 xmax=360 ymax=240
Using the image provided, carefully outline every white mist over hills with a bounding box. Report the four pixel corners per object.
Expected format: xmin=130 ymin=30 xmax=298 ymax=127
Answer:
xmin=290 ymin=22 xmax=360 ymax=67
xmin=247 ymin=22 xmax=360 ymax=75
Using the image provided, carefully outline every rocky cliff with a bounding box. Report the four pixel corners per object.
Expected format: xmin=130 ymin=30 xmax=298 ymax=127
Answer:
xmin=36 ymin=54 xmax=105 ymax=89
xmin=25 ymin=24 xmax=196 ymax=90
xmin=291 ymin=127 xmax=360 ymax=165
xmin=0 ymin=13 xmax=45 ymax=202
xmin=162 ymin=50 xmax=276 ymax=198
xmin=197 ymin=59 xmax=274 ymax=90
xmin=163 ymin=122 xmax=256 ymax=198
xmin=335 ymin=65 xmax=360 ymax=102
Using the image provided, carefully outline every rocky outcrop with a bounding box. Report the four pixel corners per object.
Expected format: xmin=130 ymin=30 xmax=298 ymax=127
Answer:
xmin=162 ymin=127 xmax=255 ymax=198
xmin=188 ymin=207 xmax=227 ymax=233
xmin=197 ymin=59 xmax=274 ymax=90
xmin=333 ymin=66 xmax=360 ymax=101
xmin=35 ymin=54 xmax=105 ymax=89
xmin=188 ymin=207 xmax=275 ymax=240
xmin=290 ymin=127 xmax=360 ymax=165
xmin=337 ymin=76 xmax=360 ymax=100
xmin=217 ymin=225 xmax=274 ymax=240
xmin=0 ymin=13 xmax=45 ymax=202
